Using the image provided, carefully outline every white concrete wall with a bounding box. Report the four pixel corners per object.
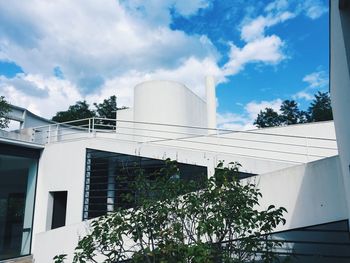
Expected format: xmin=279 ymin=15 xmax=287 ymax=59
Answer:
xmin=31 ymin=121 xmax=338 ymax=236
xmin=32 ymin=131 xmax=302 ymax=245
xmin=32 ymin=142 xmax=87 ymax=238
xmin=7 ymin=105 xmax=54 ymax=129
xmin=30 ymin=110 xmax=341 ymax=262
xmin=31 ymin=120 xmax=339 ymax=248
xmin=32 ymin=121 xmax=338 ymax=168
xmin=33 ymin=155 xmax=347 ymax=263
xmin=34 ymin=220 xmax=90 ymax=263
xmin=93 ymin=120 xmax=338 ymax=166
xmin=147 ymin=121 xmax=337 ymax=165
xmin=251 ymin=121 xmax=336 ymax=139
xmin=330 ymin=0 xmax=350 ymax=222
xmin=254 ymin=156 xmax=347 ymax=232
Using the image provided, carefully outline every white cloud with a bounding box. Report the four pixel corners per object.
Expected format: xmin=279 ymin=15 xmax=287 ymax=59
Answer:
xmin=240 ymin=0 xmax=296 ymax=43
xmin=302 ymin=70 xmax=328 ymax=89
xmin=217 ymin=112 xmax=254 ymax=131
xmin=0 ymin=0 xmax=217 ymax=94
xmin=0 ymin=0 xmax=224 ymax=117
xmin=0 ymin=56 xmax=223 ymax=118
xmin=121 ymin=0 xmax=210 ymax=26
xmin=83 ymin=55 xmax=224 ymax=109
xmin=0 ymin=74 xmax=81 ymax=117
xmin=217 ymin=112 xmax=246 ymax=125
xmin=241 ymin=16 xmax=267 ymax=42
xmin=217 ymin=98 xmax=282 ymax=131
xmin=222 ymin=0 xmax=328 ymax=97
xmin=87 ymin=56 xmax=224 ymax=108
xmin=173 ymin=0 xmax=210 ymax=16
xmin=293 ymin=91 xmax=313 ymax=101
xmin=0 ymin=0 xmax=328 ymax=121
xmin=244 ymin=99 xmax=282 ymax=119
xmin=265 ymin=0 xmax=327 ymax=21
xmin=223 ymin=35 xmax=285 ymax=75
xmin=265 ymin=0 xmax=289 ymax=12
xmin=299 ymin=0 xmax=328 ymax=20
xmin=240 ymin=0 xmax=327 ymax=44
xmin=222 ymin=0 xmax=296 ymax=77
xmin=240 ymin=12 xmax=294 ymax=42
xmin=293 ymin=70 xmax=329 ymax=101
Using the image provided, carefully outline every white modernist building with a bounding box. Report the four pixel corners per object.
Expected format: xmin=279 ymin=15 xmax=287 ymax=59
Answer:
xmin=0 ymin=1 xmax=349 ymax=262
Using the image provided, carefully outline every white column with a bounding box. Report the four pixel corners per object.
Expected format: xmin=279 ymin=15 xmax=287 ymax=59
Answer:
xmin=330 ymin=0 xmax=350 ymax=227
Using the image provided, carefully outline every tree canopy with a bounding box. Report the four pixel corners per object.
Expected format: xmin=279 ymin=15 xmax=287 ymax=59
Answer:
xmin=308 ymin=91 xmax=333 ymax=122
xmin=0 ymin=96 xmax=11 ymax=129
xmin=94 ymin=95 xmax=118 ymax=119
xmin=51 ymin=96 xmax=128 ymax=125
xmin=280 ymin=100 xmax=308 ymax=125
xmin=254 ymin=108 xmax=281 ymax=128
xmin=254 ymin=92 xmax=333 ymax=128
xmin=55 ymin=160 xmax=287 ymax=263
xmin=51 ymin=100 xmax=96 ymax=123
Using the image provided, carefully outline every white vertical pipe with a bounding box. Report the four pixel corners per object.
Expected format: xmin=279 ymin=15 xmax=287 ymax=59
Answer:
xmin=206 ymin=76 xmax=216 ymax=134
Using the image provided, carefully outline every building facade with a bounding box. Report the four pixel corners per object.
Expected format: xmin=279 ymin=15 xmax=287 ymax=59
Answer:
xmin=0 ymin=1 xmax=349 ymax=262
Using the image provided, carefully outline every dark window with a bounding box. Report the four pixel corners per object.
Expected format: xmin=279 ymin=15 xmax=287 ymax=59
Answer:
xmin=83 ymin=149 xmax=207 ymax=220
xmin=0 ymin=143 xmax=41 ymax=159
xmin=264 ymin=220 xmax=350 ymax=262
xmin=0 ymin=146 xmax=39 ymax=260
xmin=51 ymin=191 xmax=67 ymax=229
xmin=214 ymin=167 xmax=257 ymax=180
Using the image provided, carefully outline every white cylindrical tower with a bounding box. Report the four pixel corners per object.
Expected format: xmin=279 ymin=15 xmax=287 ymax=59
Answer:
xmin=206 ymin=76 xmax=216 ymax=134
xmin=133 ymin=80 xmax=207 ymax=141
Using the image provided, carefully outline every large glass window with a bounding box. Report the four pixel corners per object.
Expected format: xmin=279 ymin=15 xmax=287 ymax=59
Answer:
xmin=0 ymin=144 xmax=39 ymax=260
xmin=83 ymin=149 xmax=207 ymax=220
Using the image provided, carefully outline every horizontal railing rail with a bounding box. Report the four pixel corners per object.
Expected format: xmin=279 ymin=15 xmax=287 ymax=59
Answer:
xmin=6 ymin=117 xmax=337 ymax=164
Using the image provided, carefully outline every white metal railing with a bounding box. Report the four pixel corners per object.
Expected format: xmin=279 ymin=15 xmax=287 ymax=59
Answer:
xmin=12 ymin=117 xmax=338 ymax=164
xmin=0 ymin=129 xmax=34 ymax=143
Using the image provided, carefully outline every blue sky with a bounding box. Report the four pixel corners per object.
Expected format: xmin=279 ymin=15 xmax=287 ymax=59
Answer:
xmin=0 ymin=0 xmax=329 ymax=130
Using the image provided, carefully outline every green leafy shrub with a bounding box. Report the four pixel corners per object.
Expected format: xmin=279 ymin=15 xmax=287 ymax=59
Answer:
xmin=55 ymin=160 xmax=287 ymax=263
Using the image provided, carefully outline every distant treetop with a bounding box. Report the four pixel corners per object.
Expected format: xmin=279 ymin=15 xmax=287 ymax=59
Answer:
xmin=52 ymin=100 xmax=96 ymax=123
xmin=51 ymin=95 xmax=128 ymax=124
xmin=0 ymin=96 xmax=11 ymax=129
xmin=254 ymin=92 xmax=333 ymax=128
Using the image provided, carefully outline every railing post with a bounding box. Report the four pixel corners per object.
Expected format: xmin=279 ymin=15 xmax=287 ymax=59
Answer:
xmin=56 ymin=124 xmax=59 ymax=142
xmin=48 ymin=125 xmax=51 ymax=144
xmin=305 ymin=137 xmax=309 ymax=162
xmin=92 ymin=118 xmax=96 ymax=136
xmin=31 ymin=128 xmax=35 ymax=142
xmin=88 ymin=118 xmax=91 ymax=134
